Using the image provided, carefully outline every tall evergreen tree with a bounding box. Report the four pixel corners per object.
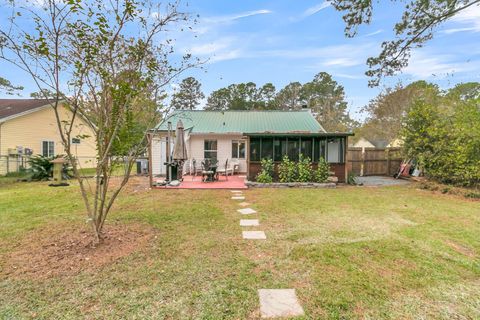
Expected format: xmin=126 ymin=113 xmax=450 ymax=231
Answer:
xmin=171 ymin=77 xmax=205 ymax=110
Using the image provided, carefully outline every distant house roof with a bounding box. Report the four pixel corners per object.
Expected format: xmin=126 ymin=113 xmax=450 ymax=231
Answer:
xmin=0 ymin=99 xmax=52 ymax=121
xmin=352 ymin=137 xmax=389 ymax=148
xmin=154 ymin=110 xmax=328 ymax=134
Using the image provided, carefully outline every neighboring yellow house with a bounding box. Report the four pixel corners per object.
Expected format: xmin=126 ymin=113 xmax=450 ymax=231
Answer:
xmin=0 ymin=99 xmax=96 ymax=175
xmin=351 ymin=137 xmax=376 ymax=149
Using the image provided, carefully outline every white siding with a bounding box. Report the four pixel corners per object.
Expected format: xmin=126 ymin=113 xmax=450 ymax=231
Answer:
xmin=189 ymin=134 xmax=247 ymax=173
xmin=150 ymin=132 xmax=247 ymax=175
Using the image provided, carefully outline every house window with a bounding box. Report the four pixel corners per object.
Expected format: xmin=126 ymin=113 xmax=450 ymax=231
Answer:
xmin=72 ymin=138 xmax=81 ymax=145
xmin=42 ymin=140 xmax=55 ymax=157
xmin=204 ymin=140 xmax=217 ymax=160
xmin=232 ymin=140 xmax=246 ymax=159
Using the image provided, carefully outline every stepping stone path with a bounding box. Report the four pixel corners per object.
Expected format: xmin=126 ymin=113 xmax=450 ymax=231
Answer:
xmin=229 ymin=189 xmax=304 ymax=317
xmin=237 ymin=208 xmax=257 ymax=215
xmin=240 ymin=219 xmax=259 ymax=226
xmin=258 ymin=289 xmax=304 ymax=318
xmin=242 ymin=231 xmax=267 ymax=240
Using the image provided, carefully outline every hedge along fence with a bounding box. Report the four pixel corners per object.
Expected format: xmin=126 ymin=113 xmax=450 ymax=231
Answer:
xmin=246 ymin=181 xmax=336 ymax=188
xmin=254 ymin=154 xmax=331 ymax=184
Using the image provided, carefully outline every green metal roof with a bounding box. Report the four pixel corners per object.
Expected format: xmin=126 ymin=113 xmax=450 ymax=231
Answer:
xmin=154 ymin=110 xmax=327 ymax=134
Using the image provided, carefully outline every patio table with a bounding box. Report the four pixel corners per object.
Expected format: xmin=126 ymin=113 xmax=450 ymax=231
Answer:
xmin=205 ymin=164 xmax=218 ymax=182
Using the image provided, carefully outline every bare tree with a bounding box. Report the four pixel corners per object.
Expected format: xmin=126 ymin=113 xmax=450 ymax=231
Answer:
xmin=0 ymin=0 xmax=198 ymax=242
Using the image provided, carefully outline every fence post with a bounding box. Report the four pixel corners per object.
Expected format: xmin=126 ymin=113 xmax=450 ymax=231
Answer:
xmin=360 ymin=147 xmax=365 ymax=176
xmin=386 ymin=148 xmax=391 ymax=176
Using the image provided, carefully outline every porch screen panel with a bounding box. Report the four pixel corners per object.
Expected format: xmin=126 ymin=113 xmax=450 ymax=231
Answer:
xmin=273 ymin=138 xmax=286 ymax=161
xmin=287 ymin=138 xmax=299 ymax=161
xmin=314 ymin=138 xmax=327 ymax=162
xmin=250 ymin=138 xmax=260 ymax=161
xmin=261 ymin=138 xmax=273 ymax=160
xmin=300 ymin=138 xmax=312 ymax=159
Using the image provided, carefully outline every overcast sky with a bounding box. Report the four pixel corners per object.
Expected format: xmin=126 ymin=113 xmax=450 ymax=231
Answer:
xmin=2 ymin=0 xmax=480 ymax=120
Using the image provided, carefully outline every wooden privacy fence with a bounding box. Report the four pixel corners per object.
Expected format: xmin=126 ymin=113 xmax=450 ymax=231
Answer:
xmin=347 ymin=147 xmax=403 ymax=176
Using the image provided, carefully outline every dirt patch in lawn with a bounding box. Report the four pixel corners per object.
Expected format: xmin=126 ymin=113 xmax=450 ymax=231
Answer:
xmin=2 ymin=223 xmax=156 ymax=279
xmin=445 ymin=240 xmax=476 ymax=258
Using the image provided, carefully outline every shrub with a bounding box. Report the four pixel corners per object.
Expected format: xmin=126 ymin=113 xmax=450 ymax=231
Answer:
xmin=28 ymin=155 xmax=55 ymax=180
xmin=347 ymin=171 xmax=357 ymax=185
xmin=256 ymin=158 xmax=274 ymax=183
xmin=315 ymin=157 xmax=330 ymax=183
xmin=296 ymin=154 xmax=313 ymax=182
xmin=402 ymin=98 xmax=480 ymax=187
xmin=278 ymin=155 xmax=296 ymax=182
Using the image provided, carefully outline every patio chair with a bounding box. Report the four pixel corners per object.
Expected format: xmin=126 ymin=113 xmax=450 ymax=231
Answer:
xmin=191 ymin=159 xmax=203 ymax=178
xmin=216 ymin=158 xmax=233 ymax=180
xmin=201 ymin=161 xmax=214 ymax=182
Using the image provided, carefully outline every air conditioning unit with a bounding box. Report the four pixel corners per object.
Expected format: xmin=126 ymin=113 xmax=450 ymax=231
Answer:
xmin=24 ymin=148 xmax=33 ymax=156
xmin=16 ymin=146 xmax=24 ymax=155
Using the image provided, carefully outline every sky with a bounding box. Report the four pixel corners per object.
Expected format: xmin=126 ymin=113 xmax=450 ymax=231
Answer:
xmin=2 ymin=0 xmax=480 ymax=121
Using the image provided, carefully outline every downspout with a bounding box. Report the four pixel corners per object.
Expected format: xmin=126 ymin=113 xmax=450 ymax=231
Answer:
xmin=0 ymin=121 xmax=3 ymax=157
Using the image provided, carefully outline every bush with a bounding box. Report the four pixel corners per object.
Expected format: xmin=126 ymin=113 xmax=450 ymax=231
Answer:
xmin=278 ymin=155 xmax=296 ymax=182
xmin=256 ymin=158 xmax=274 ymax=183
xmin=28 ymin=154 xmax=55 ymax=180
xmin=402 ymin=97 xmax=480 ymax=187
xmin=315 ymin=157 xmax=330 ymax=183
xmin=296 ymin=154 xmax=313 ymax=182
xmin=347 ymin=171 xmax=357 ymax=185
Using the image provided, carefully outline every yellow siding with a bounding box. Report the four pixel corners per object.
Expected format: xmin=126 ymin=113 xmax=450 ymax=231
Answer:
xmin=0 ymin=105 xmax=96 ymax=173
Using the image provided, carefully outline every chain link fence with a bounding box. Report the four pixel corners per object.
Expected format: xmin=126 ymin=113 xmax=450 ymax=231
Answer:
xmin=0 ymin=155 xmax=31 ymax=176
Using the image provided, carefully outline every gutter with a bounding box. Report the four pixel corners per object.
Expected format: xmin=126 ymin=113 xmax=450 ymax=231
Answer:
xmin=243 ymin=132 xmax=355 ymax=137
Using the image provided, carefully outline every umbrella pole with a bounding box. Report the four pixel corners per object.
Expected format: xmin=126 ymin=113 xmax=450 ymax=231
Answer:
xmin=167 ymin=121 xmax=172 ymax=182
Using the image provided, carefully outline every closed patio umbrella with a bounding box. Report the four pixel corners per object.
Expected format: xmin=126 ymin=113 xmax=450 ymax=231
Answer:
xmin=172 ymin=120 xmax=187 ymax=161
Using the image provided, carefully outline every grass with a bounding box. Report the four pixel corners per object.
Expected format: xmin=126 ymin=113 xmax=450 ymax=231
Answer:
xmin=0 ymin=179 xmax=479 ymax=319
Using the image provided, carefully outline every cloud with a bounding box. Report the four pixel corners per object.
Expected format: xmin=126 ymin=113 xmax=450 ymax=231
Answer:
xmin=363 ymin=29 xmax=383 ymax=37
xmin=442 ymin=4 xmax=480 ymax=34
xmin=333 ymin=73 xmax=365 ymax=80
xmin=264 ymin=43 xmax=375 ymax=60
xmin=403 ymin=51 xmax=477 ymax=79
xmin=303 ymin=2 xmax=331 ymax=17
xmin=205 ymin=9 xmax=272 ymax=23
xmin=322 ymin=57 xmax=362 ymax=67
xmin=194 ymin=9 xmax=273 ymax=34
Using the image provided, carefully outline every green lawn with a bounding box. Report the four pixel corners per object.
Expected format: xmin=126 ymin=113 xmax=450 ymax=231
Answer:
xmin=0 ymin=179 xmax=479 ymax=319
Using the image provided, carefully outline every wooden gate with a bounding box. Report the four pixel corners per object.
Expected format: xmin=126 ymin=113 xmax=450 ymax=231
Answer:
xmin=347 ymin=147 xmax=402 ymax=176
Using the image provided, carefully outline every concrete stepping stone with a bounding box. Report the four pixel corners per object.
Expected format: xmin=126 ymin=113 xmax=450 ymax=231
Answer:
xmin=240 ymin=219 xmax=259 ymax=226
xmin=242 ymin=231 xmax=266 ymax=240
xmin=237 ymin=208 xmax=257 ymax=215
xmin=238 ymin=202 xmax=250 ymax=207
xmin=231 ymin=196 xmax=245 ymax=200
xmin=230 ymin=190 xmax=243 ymax=193
xmin=258 ymin=289 xmax=304 ymax=318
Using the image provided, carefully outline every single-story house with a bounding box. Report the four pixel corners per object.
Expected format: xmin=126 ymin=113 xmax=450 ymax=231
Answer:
xmin=0 ymin=99 xmax=96 ymax=174
xmin=148 ymin=110 xmax=353 ymax=183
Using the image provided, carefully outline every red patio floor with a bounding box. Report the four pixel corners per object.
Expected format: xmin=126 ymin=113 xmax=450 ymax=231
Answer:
xmin=153 ymin=174 xmax=248 ymax=189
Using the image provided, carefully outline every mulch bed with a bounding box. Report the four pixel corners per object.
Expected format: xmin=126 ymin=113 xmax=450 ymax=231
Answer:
xmin=2 ymin=223 xmax=156 ymax=279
